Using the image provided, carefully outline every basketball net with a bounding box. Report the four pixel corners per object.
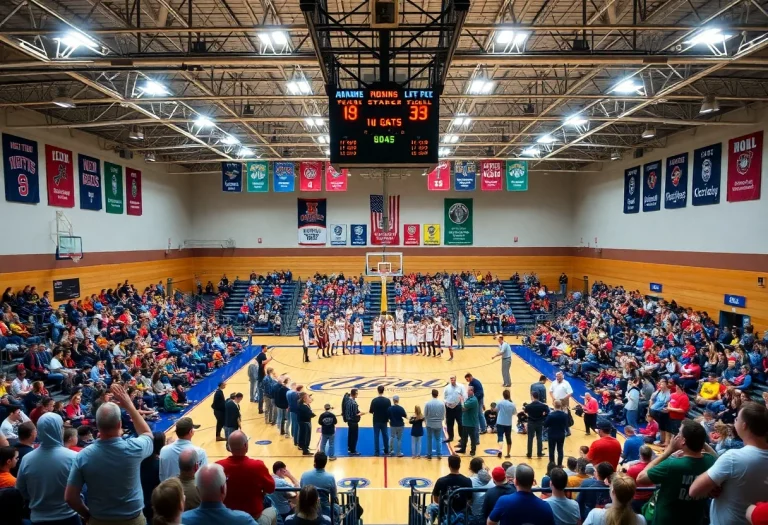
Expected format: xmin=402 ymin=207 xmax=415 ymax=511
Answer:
xmin=71 ymin=253 xmax=82 ymax=264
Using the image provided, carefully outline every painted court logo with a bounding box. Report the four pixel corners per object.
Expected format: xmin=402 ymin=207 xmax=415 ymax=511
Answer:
xmin=309 ymin=376 xmax=448 ymax=392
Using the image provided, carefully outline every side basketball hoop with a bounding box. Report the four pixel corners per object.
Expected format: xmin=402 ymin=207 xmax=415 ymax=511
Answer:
xmin=70 ymin=254 xmax=82 ymax=264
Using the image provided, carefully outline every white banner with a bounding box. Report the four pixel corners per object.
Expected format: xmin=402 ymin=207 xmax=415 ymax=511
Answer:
xmin=298 ymin=226 xmax=327 ymax=245
xmin=329 ymin=224 xmax=347 ymax=246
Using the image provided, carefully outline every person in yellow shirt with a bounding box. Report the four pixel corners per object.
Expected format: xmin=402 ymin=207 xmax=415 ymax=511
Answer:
xmin=566 ymin=458 xmax=591 ymax=499
xmin=695 ymin=372 xmax=722 ymax=406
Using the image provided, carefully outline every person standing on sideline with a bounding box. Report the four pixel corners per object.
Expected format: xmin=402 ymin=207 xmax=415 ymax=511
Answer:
xmin=559 ymin=273 xmax=568 ymax=296
xmin=255 ymin=345 xmax=271 ymax=414
xmin=457 ymin=310 xmax=466 ymax=349
xmin=410 ymin=405 xmax=425 ymax=458
xmin=492 ymin=336 xmax=513 ymax=387
xmin=494 ymin=389 xmax=517 ymax=459
xmin=531 ymin=375 xmax=548 ymax=406
xmin=544 ymin=400 xmax=570 ymax=467
xmin=287 ymin=384 xmax=302 ymax=448
xmin=388 ymin=395 xmax=407 ymax=457
xmin=443 ymin=375 xmax=466 ymax=443
xmin=549 ymin=372 xmax=573 ymax=436
xmin=343 ymin=389 xmax=363 ymax=456
xmin=224 ymin=393 xmax=244 ymax=450
xmin=424 ymin=389 xmax=446 ymax=460
xmin=318 ymin=403 xmax=337 ymax=460
xmin=212 ymin=382 xmax=227 ymax=442
xmin=524 ymin=391 xmax=550 ymax=459
xmin=582 ymin=392 xmax=599 ymax=435
xmin=297 ymin=392 xmax=315 ymax=456
xmin=456 ymin=386 xmax=479 ymax=456
xmin=299 ymin=323 xmax=311 ymax=363
xmin=369 ymin=385 xmax=391 ymax=457
xmin=465 ymin=373 xmax=487 ymax=433
xmin=488 ymin=464 xmax=556 ymax=525
xmin=159 ymin=417 xmax=208 ymax=481
xmin=248 ymin=358 xmax=259 ymax=404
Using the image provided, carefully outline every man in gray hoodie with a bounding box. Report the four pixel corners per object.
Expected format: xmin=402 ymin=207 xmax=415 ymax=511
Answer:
xmin=16 ymin=412 xmax=80 ymax=525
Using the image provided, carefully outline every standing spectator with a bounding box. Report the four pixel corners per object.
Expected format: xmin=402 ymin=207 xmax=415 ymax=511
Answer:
xmin=545 ymin=468 xmax=580 ymax=525
xmin=483 ymin=466 xmax=516 ymax=521
xmin=140 ymin=432 xmax=167 ymax=522
xmin=620 ymin=426 xmax=644 ymax=464
xmin=586 ymin=421 xmax=622 ymax=470
xmin=582 ymin=393 xmax=599 ymax=435
xmin=748 ymin=503 xmax=768 ymax=525
xmin=297 ymin=392 xmax=315 ymax=456
xmin=178 ymin=448 xmax=201 ymax=510
xmin=255 ymin=346 xmax=271 ymax=414
xmin=443 ymin=376 xmax=466 ymax=444
xmin=182 ymin=463 xmax=257 ymax=525
xmin=272 ymin=461 xmax=299 ymax=521
xmin=582 ymin=473 xmax=646 ymax=525
xmin=530 ymin=376 xmax=548 ymax=407
xmin=285 ymin=486 xmax=331 ymax=525
xmin=150 ymin=478 xmax=185 ymax=525
xmin=159 ymin=417 xmax=208 ymax=481
xmin=492 ymin=336 xmax=513 ymax=387
xmin=494 ymin=389 xmax=516 ymax=459
xmin=388 ymin=395 xmax=407 ymax=457
xmin=625 ymin=378 xmax=641 ymax=429
xmin=525 ymin=391 xmax=550 ymax=459
xmin=465 ymin=373 xmax=487 ymax=433
xmin=625 ymin=445 xmax=654 ymax=513
xmin=343 ymin=389 xmax=363 ymax=456
xmin=11 ymin=421 xmax=36 ymax=476
xmin=224 ymin=393 xmax=244 ymax=448
xmin=410 ymin=405 xmax=425 ymax=458
xmin=559 ymin=273 xmax=568 ymax=295
xmin=0 ymin=446 xmax=17 ymax=487
xmin=577 ymin=462 xmax=614 ymax=520
xmin=211 ymin=382 xmax=227 ymax=442
xmin=488 ymin=463 xmax=555 ymax=525
xmin=544 ymin=400 xmax=570 ymax=467
xmin=549 ymin=372 xmax=573 ymax=437
xmin=427 ymin=455 xmax=473 ymax=522
xmin=369 ymin=385 xmax=391 ymax=457
xmin=456 ymin=386 xmax=479 ymax=456
xmin=457 ymin=310 xmax=466 ymax=349
xmin=424 ymin=388 xmax=446 ymax=460
xmin=318 ymin=403 xmax=337 ymax=460
xmin=300 ymin=452 xmax=337 ymax=517
xmin=664 ymin=381 xmax=690 ymax=439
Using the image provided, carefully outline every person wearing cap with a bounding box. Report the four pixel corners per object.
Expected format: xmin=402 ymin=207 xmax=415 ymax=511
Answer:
xmin=488 ymin=463 xmax=555 ymax=525
xmin=482 ymin=466 xmax=516 ymax=521
xmin=159 ymin=416 xmax=208 ymax=481
xmin=388 ymin=395 xmax=407 ymax=457
xmin=586 ymin=420 xmax=621 ymax=470
xmin=318 ymin=403 xmax=337 ymax=460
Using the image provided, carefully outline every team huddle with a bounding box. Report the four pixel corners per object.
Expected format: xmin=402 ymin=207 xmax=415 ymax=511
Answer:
xmin=298 ymin=312 xmax=457 ymax=361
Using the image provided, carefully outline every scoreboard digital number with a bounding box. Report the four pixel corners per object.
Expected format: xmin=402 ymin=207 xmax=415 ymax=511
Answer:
xmin=329 ymin=83 xmax=439 ymax=167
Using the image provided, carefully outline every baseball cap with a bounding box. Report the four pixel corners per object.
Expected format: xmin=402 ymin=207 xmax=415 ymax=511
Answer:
xmin=175 ymin=417 xmax=201 ymax=435
xmin=492 ymin=467 xmax=506 ymax=483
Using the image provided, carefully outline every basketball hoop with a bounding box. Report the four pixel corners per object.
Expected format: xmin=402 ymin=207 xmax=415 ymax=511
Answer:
xmin=71 ymin=254 xmax=82 ymax=264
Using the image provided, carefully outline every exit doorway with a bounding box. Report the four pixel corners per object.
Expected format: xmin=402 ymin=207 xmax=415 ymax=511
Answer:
xmin=719 ymin=311 xmax=751 ymax=330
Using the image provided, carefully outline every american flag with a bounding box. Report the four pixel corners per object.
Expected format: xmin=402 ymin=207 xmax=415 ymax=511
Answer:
xmin=370 ymin=194 xmax=400 ymax=245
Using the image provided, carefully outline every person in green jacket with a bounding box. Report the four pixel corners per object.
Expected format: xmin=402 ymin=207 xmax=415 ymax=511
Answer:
xmin=456 ymin=386 xmax=479 ymax=456
xmin=164 ymin=385 xmax=187 ymax=413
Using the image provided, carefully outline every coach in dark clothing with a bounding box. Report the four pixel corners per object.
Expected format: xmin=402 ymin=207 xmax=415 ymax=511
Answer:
xmin=274 ymin=379 xmax=290 ymax=436
xmin=543 ymin=399 xmax=570 ymax=467
xmin=530 ymin=375 xmax=548 ymax=403
xmin=211 ymin=382 xmax=227 ymax=442
xmin=524 ymin=391 xmax=550 ymax=458
xmin=369 ymin=385 xmax=391 ymax=456
xmin=224 ymin=392 xmax=243 ymax=450
xmin=344 ymin=389 xmax=363 ymax=456
xmin=465 ymin=373 xmax=486 ymax=432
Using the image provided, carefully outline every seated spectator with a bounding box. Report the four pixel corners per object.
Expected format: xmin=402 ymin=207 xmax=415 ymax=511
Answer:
xmin=545 ymin=467 xmax=580 ymax=525
xmin=482 ymin=466 xmax=515 ymax=521
xmin=625 ymin=445 xmax=654 ymax=514
xmin=487 ymin=463 xmax=555 ymax=525
xmin=182 ymin=463 xmax=257 ymax=525
xmin=271 ymin=461 xmax=299 ymax=521
xmin=285 ymin=485 xmax=332 ymax=525
xmin=1 ymin=406 xmax=30 ymax=441
xmin=582 ymin=473 xmax=646 ymax=525
xmin=10 ymin=421 xmax=35 ymax=476
xmin=695 ymin=373 xmax=723 ymax=406
xmin=577 ymin=462 xmax=614 ymax=520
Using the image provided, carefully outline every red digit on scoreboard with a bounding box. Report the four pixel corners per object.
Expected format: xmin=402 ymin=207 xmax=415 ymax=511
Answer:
xmin=343 ymin=105 xmax=358 ymax=121
xmin=409 ymin=105 xmax=428 ymax=121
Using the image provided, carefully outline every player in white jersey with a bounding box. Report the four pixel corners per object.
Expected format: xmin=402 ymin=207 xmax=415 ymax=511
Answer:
xmin=395 ymin=306 xmax=405 ymax=323
xmin=425 ymin=318 xmax=435 ymax=356
xmin=328 ymin=316 xmax=338 ymax=356
xmin=372 ymin=317 xmax=383 ymax=354
xmin=395 ymin=320 xmax=405 ymax=353
xmin=433 ymin=319 xmax=443 ymax=357
xmin=417 ymin=318 xmax=427 ymax=355
xmin=405 ymin=319 xmax=416 ymax=354
xmin=352 ymin=318 xmax=364 ymax=353
xmin=384 ymin=317 xmax=395 ymax=353
xmin=336 ymin=317 xmax=348 ymax=355
xmin=442 ymin=317 xmax=455 ymax=361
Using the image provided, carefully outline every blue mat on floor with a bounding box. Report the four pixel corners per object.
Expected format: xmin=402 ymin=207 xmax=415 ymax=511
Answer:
xmin=314 ymin=427 xmax=452 ymax=457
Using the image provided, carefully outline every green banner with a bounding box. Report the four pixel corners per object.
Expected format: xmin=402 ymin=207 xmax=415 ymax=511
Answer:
xmin=506 ymin=160 xmax=528 ymax=191
xmin=104 ymin=162 xmax=124 ymax=214
xmin=246 ymin=161 xmax=269 ymax=192
xmin=444 ymin=198 xmax=473 ymax=245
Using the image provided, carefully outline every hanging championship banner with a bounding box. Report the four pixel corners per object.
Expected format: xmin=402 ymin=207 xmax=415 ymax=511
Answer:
xmin=403 ymin=224 xmax=420 ymax=245
xmin=505 ymin=160 xmax=528 ymax=191
xmin=664 ymin=152 xmax=688 ymax=209
xmin=479 ymin=160 xmax=503 ymax=191
xmin=370 ymin=194 xmax=400 ymax=245
xmin=444 ymin=198 xmax=473 ymax=245
xmin=78 ymin=154 xmax=102 ymax=210
xmin=45 ymin=144 xmax=75 ymax=208
xmin=274 ymin=162 xmax=295 ymax=192
xmin=350 ymin=224 xmax=368 ymax=246
xmin=427 ymin=161 xmax=451 ymax=190
xmin=623 ymin=166 xmax=640 ymax=214
xmin=221 ymin=162 xmax=243 ymax=192
xmin=246 ymin=161 xmax=269 ymax=192
xmin=297 ymin=198 xmax=327 ymax=245
xmin=454 ymin=160 xmax=476 ymax=191
xmin=692 ymin=143 xmax=721 ymax=206
xmin=2 ymin=133 xmax=39 ymax=204
xmin=423 ymin=224 xmax=441 ymax=245
xmin=325 ymin=164 xmax=348 ymax=191
xmin=126 ymin=167 xmax=142 ymax=216
xmin=727 ymin=130 xmax=762 ymax=202
xmin=104 ymin=161 xmax=124 ymax=214
xmin=329 ymin=224 xmax=347 ymax=246
xmin=299 ymin=161 xmax=322 ymax=191
xmin=642 ymin=160 xmax=661 ymax=212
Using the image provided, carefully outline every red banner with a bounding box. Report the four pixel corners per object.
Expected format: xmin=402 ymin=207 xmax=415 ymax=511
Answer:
xmin=427 ymin=161 xmax=451 ymax=190
xmin=403 ymin=224 xmax=420 ymax=245
xmin=325 ymin=164 xmax=348 ymax=191
xmin=126 ymin=167 xmax=143 ymax=216
xmin=727 ymin=131 xmax=763 ymax=202
xmin=480 ymin=160 xmax=503 ymax=191
xmin=299 ymin=161 xmax=322 ymax=191
xmin=45 ymin=144 xmax=75 ymax=208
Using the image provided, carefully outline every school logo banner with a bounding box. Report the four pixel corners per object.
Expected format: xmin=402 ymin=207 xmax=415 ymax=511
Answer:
xmin=403 ymin=224 xmax=420 ymax=245
xmin=665 ymin=153 xmax=688 ymax=209
xmin=727 ymin=131 xmax=762 ymax=202
xmin=78 ymin=154 xmax=102 ymax=210
xmin=325 ymin=164 xmax=348 ymax=192
xmin=505 ymin=160 xmax=528 ymax=191
xmin=297 ymin=198 xmax=327 ymax=245
xmin=2 ymin=133 xmax=39 ymax=204
xmin=350 ymin=224 xmax=368 ymax=246
xmin=370 ymin=195 xmax=400 ymax=245
xmin=274 ymin=161 xmax=295 ymax=192
xmin=299 ymin=161 xmax=322 ymax=191
xmin=454 ymin=160 xmax=476 ymax=191
xmin=423 ymin=224 xmax=440 ymax=245
xmin=692 ymin=143 xmax=721 ymax=206
xmin=45 ymin=144 xmax=75 ymax=208
xmin=444 ymin=198 xmax=473 ymax=245
xmin=104 ymin=161 xmax=124 ymax=214
xmin=246 ymin=161 xmax=269 ymax=192
xmin=623 ymin=166 xmax=640 ymax=214
xmin=642 ymin=160 xmax=661 ymax=212
xmin=479 ymin=160 xmax=503 ymax=191
xmin=221 ymin=162 xmax=242 ymax=192
xmin=427 ymin=161 xmax=450 ymax=190
xmin=126 ymin=168 xmax=142 ymax=216
xmin=330 ymin=224 xmax=347 ymax=246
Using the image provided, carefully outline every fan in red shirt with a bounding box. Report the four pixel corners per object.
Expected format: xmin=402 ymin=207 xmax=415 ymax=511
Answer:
xmin=748 ymin=502 xmax=768 ymax=525
xmin=217 ymin=430 xmax=276 ymax=522
xmin=665 ymin=381 xmax=690 ymax=435
xmin=587 ymin=420 xmax=622 ymax=470
xmin=626 ymin=446 xmax=655 ymax=505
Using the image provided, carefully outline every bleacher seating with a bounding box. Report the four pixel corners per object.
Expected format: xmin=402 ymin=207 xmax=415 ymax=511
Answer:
xmin=386 ymin=273 xmax=450 ymax=321
xmin=453 ymin=273 xmax=525 ymax=334
xmin=218 ymin=279 xmax=296 ymax=335
xmin=288 ymin=274 xmax=372 ymax=334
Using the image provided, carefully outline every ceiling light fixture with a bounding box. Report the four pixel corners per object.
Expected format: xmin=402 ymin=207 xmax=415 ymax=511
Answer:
xmin=611 ymin=78 xmax=644 ymax=94
xmin=536 ymin=134 xmax=556 ymax=144
xmin=468 ymin=79 xmax=494 ymax=95
xmin=258 ymin=33 xmax=272 ymax=45
xmin=610 ymin=150 xmax=622 ymax=161
xmin=699 ymin=95 xmax=720 ymax=114
xmin=238 ymin=147 xmax=254 ymax=157
xmin=439 ymin=147 xmax=451 ymax=157
xmin=685 ymin=28 xmax=734 ymax=46
xmin=144 ymin=152 xmax=156 ymax=162
xmin=324 ymin=148 xmax=331 ymax=156
xmin=194 ymin=115 xmax=214 ymax=128
xmin=496 ymin=30 xmax=515 ymax=44
xmin=142 ymin=80 xmax=169 ymax=96
xmin=52 ymin=87 xmax=75 ymax=108
xmin=128 ymin=126 xmax=144 ymax=141
xmin=641 ymin=127 xmax=656 ymax=139
xmin=564 ymin=114 xmax=588 ymax=127
xmin=57 ymin=31 xmax=98 ymax=50
xmin=222 ymin=135 xmax=240 ymax=145
xmin=521 ymin=146 xmax=540 ymax=157
xmin=271 ymin=31 xmax=289 ymax=46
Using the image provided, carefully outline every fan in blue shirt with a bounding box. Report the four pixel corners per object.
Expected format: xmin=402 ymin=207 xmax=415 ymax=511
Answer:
xmin=488 ymin=464 xmax=554 ymax=525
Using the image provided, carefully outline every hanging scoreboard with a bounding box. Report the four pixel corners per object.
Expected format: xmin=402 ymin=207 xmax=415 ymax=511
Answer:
xmin=329 ymin=83 xmax=439 ymax=167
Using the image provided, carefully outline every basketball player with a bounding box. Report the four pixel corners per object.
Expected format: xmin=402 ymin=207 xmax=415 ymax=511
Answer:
xmin=328 ymin=315 xmax=338 ymax=356
xmin=335 ymin=315 xmax=348 ymax=355
xmin=352 ymin=317 xmax=364 ymax=353
xmin=417 ymin=318 xmax=427 ymax=355
xmin=372 ymin=315 xmax=383 ymax=354
xmin=395 ymin=318 xmax=405 ymax=354
xmin=315 ymin=318 xmax=328 ymax=359
xmin=425 ymin=317 xmax=435 ymax=357
xmin=299 ymin=322 xmax=311 ymax=363
xmin=433 ymin=317 xmax=443 ymax=357
xmin=442 ymin=317 xmax=456 ymax=361
xmin=384 ymin=313 xmax=395 ymax=354
xmin=406 ymin=318 xmax=417 ymax=354
xmin=395 ymin=305 xmax=405 ymax=323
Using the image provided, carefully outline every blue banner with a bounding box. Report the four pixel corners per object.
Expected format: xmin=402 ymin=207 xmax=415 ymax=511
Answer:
xmin=454 ymin=160 xmax=476 ymax=191
xmin=642 ymin=160 xmax=661 ymax=212
xmin=274 ymin=162 xmax=295 ymax=192
xmin=724 ymin=294 xmax=746 ymax=308
xmin=350 ymin=224 xmax=368 ymax=246
xmin=221 ymin=162 xmax=242 ymax=192
xmin=78 ymin=154 xmax=102 ymax=210
xmin=650 ymin=283 xmax=663 ymax=293
xmin=665 ymin=152 xmax=688 ymax=209
xmin=692 ymin=143 xmax=721 ymax=206
xmin=623 ymin=166 xmax=640 ymax=214
xmin=2 ymin=133 xmax=39 ymax=204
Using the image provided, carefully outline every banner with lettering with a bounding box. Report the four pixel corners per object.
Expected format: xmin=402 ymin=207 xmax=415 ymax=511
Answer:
xmin=642 ymin=160 xmax=661 ymax=212
xmin=299 ymin=161 xmax=322 ymax=191
xmin=479 ymin=160 xmax=503 ymax=191
xmin=423 ymin=224 xmax=440 ymax=245
xmin=329 ymin=224 xmax=347 ymax=246
xmin=45 ymin=144 xmax=75 ymax=208
xmin=126 ymin=168 xmax=142 ymax=216
xmin=727 ymin=130 xmax=763 ymax=202
xmin=454 ymin=160 xmax=476 ymax=191
xmin=297 ymin=198 xmax=327 ymax=245
xmin=78 ymin=154 xmax=102 ymax=210
xmin=403 ymin=224 xmax=420 ymax=245
xmin=370 ymin=195 xmax=400 ymax=245
xmin=692 ymin=143 xmax=721 ymax=206
xmin=427 ymin=161 xmax=451 ymax=190
xmin=104 ymin=161 xmax=124 ymax=214
xmin=623 ymin=166 xmax=640 ymax=214
xmin=246 ymin=161 xmax=269 ymax=192
xmin=221 ymin=162 xmax=243 ymax=192
xmin=505 ymin=160 xmax=528 ymax=191
xmin=444 ymin=198 xmax=473 ymax=245
xmin=664 ymin=152 xmax=688 ymax=209
xmin=2 ymin=133 xmax=39 ymax=204
xmin=350 ymin=224 xmax=368 ymax=246
xmin=274 ymin=162 xmax=295 ymax=192
xmin=325 ymin=164 xmax=348 ymax=192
